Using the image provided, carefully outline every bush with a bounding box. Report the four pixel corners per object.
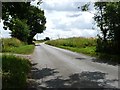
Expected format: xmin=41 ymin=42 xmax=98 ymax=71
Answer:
xmin=2 ymin=55 xmax=31 ymax=88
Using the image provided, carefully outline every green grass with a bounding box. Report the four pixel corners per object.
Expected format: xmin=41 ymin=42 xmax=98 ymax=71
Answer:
xmin=3 ymin=45 xmax=34 ymax=54
xmin=46 ymin=37 xmax=97 ymax=56
xmin=59 ymin=46 xmax=96 ymax=56
xmin=1 ymin=55 xmax=31 ymax=88
xmin=1 ymin=38 xmax=35 ymax=54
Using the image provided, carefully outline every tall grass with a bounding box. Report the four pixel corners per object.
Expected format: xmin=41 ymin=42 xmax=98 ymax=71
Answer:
xmin=2 ymin=55 xmax=31 ymax=88
xmin=2 ymin=38 xmax=25 ymax=47
xmin=46 ymin=37 xmax=97 ymax=56
xmin=1 ymin=38 xmax=34 ymax=54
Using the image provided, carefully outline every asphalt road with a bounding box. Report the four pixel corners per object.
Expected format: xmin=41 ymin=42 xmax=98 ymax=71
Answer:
xmin=29 ymin=43 xmax=119 ymax=89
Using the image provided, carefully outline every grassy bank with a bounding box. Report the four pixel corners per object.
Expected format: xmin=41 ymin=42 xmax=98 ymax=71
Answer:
xmin=46 ymin=37 xmax=97 ymax=56
xmin=1 ymin=55 xmax=31 ymax=88
xmin=1 ymin=38 xmax=34 ymax=54
xmin=46 ymin=37 xmax=119 ymax=64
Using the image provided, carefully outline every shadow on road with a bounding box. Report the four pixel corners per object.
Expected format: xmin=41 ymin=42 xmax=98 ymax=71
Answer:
xmin=75 ymin=56 xmax=118 ymax=66
xmin=31 ymin=63 xmax=38 ymax=66
xmin=44 ymin=71 xmax=118 ymax=88
xmin=30 ymin=67 xmax=59 ymax=80
xmin=75 ymin=58 xmax=86 ymax=60
xmin=91 ymin=58 xmax=118 ymax=66
xmin=35 ymin=44 xmax=41 ymax=46
xmin=27 ymin=63 xmax=118 ymax=89
xmin=27 ymin=63 xmax=59 ymax=89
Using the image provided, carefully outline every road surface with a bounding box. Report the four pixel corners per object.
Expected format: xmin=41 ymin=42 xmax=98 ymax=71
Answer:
xmin=28 ymin=43 xmax=119 ymax=89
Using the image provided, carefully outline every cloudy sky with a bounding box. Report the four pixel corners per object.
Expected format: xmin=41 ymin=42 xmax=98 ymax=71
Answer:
xmin=0 ymin=20 xmax=11 ymax=38
xmin=1 ymin=0 xmax=99 ymax=39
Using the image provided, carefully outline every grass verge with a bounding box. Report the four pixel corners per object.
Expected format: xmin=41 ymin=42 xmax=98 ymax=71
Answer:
xmin=3 ymin=45 xmax=34 ymax=54
xmin=59 ymin=46 xmax=96 ymax=56
xmin=46 ymin=37 xmax=97 ymax=56
xmin=2 ymin=38 xmax=35 ymax=54
xmin=2 ymin=55 xmax=31 ymax=88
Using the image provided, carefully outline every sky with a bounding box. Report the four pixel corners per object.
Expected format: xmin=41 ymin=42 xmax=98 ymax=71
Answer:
xmin=0 ymin=20 xmax=11 ymax=38
xmin=0 ymin=0 xmax=99 ymax=39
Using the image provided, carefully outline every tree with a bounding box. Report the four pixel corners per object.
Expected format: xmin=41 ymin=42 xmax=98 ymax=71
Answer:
xmin=11 ymin=18 xmax=30 ymax=42
xmin=94 ymin=2 xmax=109 ymax=52
xmin=80 ymin=2 xmax=120 ymax=54
xmin=26 ymin=5 xmax=46 ymax=44
xmin=94 ymin=2 xmax=120 ymax=54
xmin=44 ymin=37 xmax=50 ymax=41
xmin=2 ymin=2 xmax=46 ymax=44
xmin=94 ymin=2 xmax=108 ymax=42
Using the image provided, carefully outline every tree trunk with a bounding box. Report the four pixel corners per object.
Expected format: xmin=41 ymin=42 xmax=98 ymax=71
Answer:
xmin=27 ymin=33 xmax=36 ymax=44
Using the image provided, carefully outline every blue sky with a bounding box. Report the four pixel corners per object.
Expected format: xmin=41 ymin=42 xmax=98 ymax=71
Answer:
xmin=1 ymin=0 xmax=99 ymax=39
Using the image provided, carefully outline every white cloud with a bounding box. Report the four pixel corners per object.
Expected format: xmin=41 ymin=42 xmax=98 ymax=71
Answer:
xmin=40 ymin=0 xmax=95 ymax=12
xmin=34 ymin=1 xmax=98 ymax=40
xmin=0 ymin=20 xmax=11 ymax=38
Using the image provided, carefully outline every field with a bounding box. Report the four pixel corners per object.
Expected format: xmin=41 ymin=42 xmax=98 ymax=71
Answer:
xmin=46 ymin=37 xmax=97 ymax=56
xmin=1 ymin=38 xmax=35 ymax=54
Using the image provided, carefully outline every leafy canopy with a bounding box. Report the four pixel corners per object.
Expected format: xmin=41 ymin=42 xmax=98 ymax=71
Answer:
xmin=2 ymin=2 xmax=46 ymax=44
